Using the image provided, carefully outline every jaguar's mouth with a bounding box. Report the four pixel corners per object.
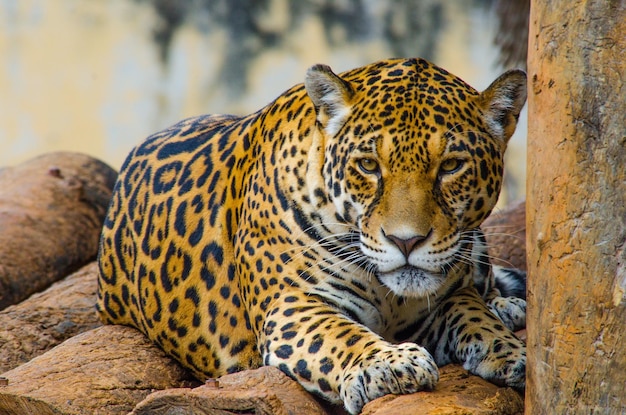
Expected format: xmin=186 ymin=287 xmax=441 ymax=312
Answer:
xmin=376 ymin=265 xmax=446 ymax=298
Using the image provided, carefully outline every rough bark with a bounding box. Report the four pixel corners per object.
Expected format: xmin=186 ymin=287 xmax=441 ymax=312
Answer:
xmin=526 ymin=0 xmax=626 ymax=413
xmin=0 ymin=262 xmax=102 ymax=374
xmin=0 ymin=325 xmax=199 ymax=415
xmin=483 ymin=200 xmax=527 ymax=271
xmin=0 ymin=152 xmax=117 ymax=310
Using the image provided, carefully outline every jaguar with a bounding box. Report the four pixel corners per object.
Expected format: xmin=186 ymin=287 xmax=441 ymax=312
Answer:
xmin=97 ymin=57 xmax=527 ymax=414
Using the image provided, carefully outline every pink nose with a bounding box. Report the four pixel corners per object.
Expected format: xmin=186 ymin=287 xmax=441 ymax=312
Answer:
xmin=385 ymin=232 xmax=429 ymax=258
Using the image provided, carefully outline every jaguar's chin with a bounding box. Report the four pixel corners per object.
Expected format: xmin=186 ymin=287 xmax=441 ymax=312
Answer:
xmin=377 ymin=266 xmax=446 ymax=298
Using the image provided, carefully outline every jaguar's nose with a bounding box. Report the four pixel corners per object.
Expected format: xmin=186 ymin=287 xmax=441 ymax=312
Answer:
xmin=384 ymin=230 xmax=431 ymax=259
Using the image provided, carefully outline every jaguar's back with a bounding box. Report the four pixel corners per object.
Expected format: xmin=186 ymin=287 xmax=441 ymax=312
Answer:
xmin=97 ymin=112 xmax=273 ymax=374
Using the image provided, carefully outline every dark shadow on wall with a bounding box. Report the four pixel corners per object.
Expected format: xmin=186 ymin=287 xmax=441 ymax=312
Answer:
xmin=139 ymin=0 xmax=529 ymax=97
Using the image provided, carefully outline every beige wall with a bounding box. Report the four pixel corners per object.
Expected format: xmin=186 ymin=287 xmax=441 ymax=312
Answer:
xmin=0 ymin=0 xmax=526 ymax=203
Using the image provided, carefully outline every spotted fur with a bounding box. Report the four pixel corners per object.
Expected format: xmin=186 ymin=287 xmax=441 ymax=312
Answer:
xmin=97 ymin=58 xmax=527 ymax=414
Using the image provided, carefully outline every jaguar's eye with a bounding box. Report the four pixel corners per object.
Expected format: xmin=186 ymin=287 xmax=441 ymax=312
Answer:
xmin=357 ymin=158 xmax=379 ymax=174
xmin=439 ymin=158 xmax=465 ymax=175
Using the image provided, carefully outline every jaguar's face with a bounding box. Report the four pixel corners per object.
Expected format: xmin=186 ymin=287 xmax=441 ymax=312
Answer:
xmin=331 ymin=103 xmax=505 ymax=297
xmin=305 ymin=59 xmax=526 ymax=298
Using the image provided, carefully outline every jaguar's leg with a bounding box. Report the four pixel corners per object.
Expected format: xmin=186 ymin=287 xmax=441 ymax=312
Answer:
xmin=486 ymin=266 xmax=527 ymax=331
xmin=258 ymin=294 xmax=439 ymax=414
xmin=418 ymin=286 xmax=526 ymax=390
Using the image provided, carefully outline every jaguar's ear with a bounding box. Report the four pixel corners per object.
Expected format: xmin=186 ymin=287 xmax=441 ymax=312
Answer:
xmin=305 ymin=64 xmax=354 ymax=136
xmin=478 ymin=69 xmax=527 ymax=144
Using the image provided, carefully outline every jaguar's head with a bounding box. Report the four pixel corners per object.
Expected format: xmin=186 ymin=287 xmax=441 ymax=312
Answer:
xmin=305 ymin=58 xmax=526 ymax=297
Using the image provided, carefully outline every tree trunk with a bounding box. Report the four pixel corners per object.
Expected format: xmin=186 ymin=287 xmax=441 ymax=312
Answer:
xmin=526 ymin=0 xmax=626 ymax=413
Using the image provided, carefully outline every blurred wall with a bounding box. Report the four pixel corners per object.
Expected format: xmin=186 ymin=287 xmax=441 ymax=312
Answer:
xmin=0 ymin=0 xmax=527 ymax=203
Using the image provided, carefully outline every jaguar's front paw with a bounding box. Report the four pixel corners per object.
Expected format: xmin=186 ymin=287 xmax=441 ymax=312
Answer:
xmin=340 ymin=342 xmax=439 ymax=414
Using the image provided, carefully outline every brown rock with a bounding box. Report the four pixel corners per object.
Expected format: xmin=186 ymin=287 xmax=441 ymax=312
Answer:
xmin=0 ymin=152 xmax=117 ymax=310
xmin=361 ymin=365 xmax=524 ymax=415
xmin=482 ymin=200 xmax=526 ymax=271
xmin=0 ymin=325 xmax=198 ymax=415
xmin=0 ymin=262 xmax=102 ymax=374
xmin=131 ymin=365 xmax=523 ymax=415
xmin=131 ymin=365 xmax=334 ymax=415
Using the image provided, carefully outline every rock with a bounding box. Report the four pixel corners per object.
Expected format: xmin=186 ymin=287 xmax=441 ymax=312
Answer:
xmin=361 ymin=365 xmax=524 ymax=415
xmin=482 ymin=200 xmax=527 ymax=271
xmin=0 ymin=262 xmax=102 ymax=374
xmin=131 ymin=365 xmax=335 ymax=415
xmin=0 ymin=325 xmax=199 ymax=415
xmin=131 ymin=365 xmax=523 ymax=415
xmin=0 ymin=152 xmax=117 ymax=310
